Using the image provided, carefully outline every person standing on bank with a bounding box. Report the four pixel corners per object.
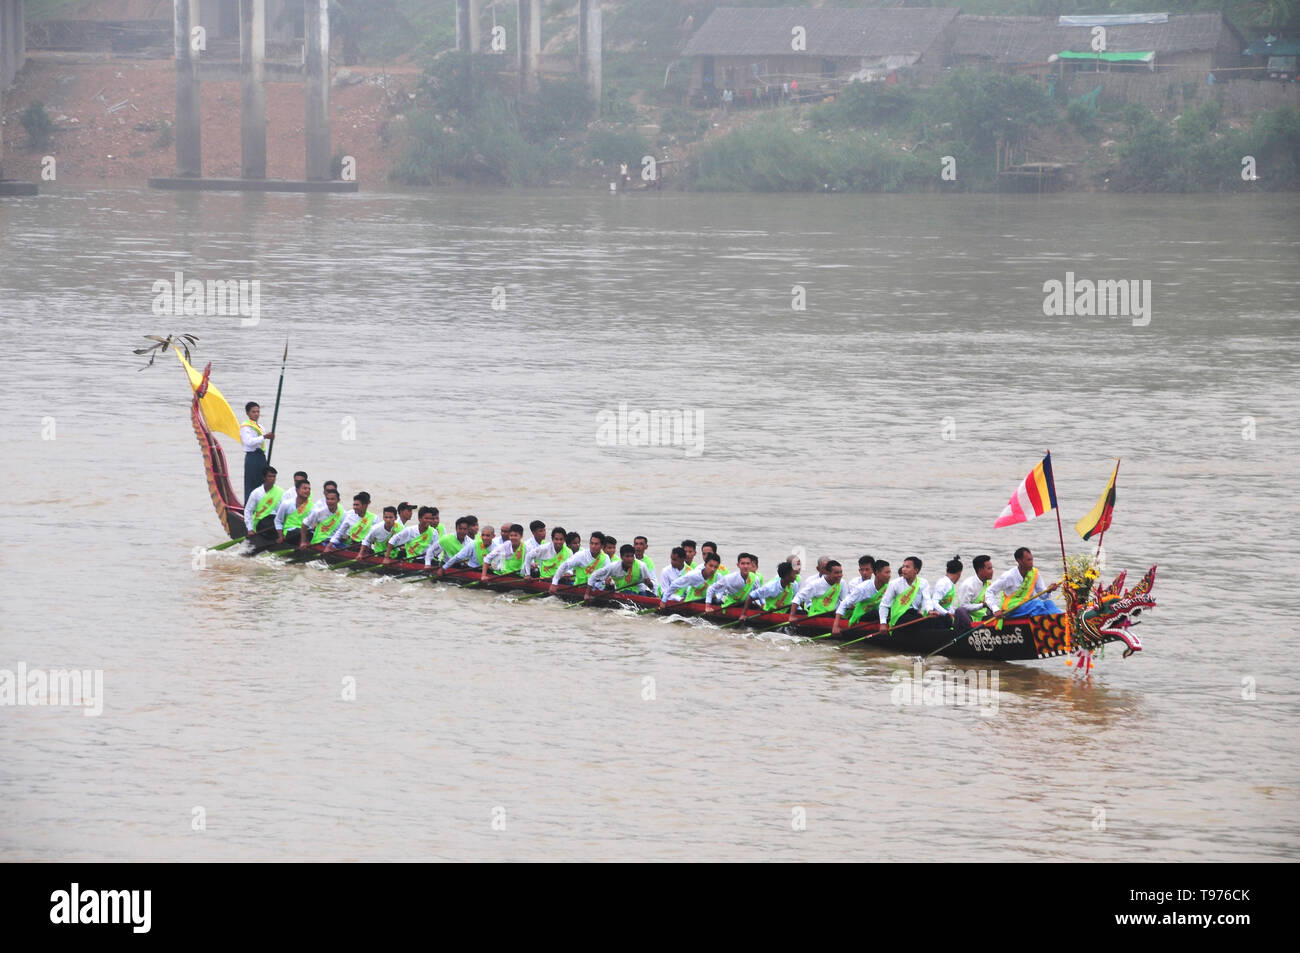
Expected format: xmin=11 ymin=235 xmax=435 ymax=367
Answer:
xmin=240 ymin=401 xmax=275 ymax=503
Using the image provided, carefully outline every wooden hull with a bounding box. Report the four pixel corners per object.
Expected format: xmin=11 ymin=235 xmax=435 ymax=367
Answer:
xmin=262 ymin=544 xmax=1093 ymax=662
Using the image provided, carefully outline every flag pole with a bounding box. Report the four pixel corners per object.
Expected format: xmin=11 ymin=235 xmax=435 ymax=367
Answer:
xmin=1048 ymin=449 xmax=1073 ymax=646
xmin=266 ymin=339 xmax=288 ymax=467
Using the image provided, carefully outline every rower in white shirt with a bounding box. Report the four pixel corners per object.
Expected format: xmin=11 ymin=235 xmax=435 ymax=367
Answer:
xmin=585 ymin=545 xmax=656 ymax=599
xmin=549 ymin=532 xmax=610 ymax=592
xmin=440 ymin=524 xmax=496 ymax=574
xmin=746 ymin=560 xmax=800 ymax=614
xmin=384 ymin=507 xmax=441 ymax=564
xmin=930 ymin=557 xmax=965 ymax=617
xmin=787 ymin=560 xmax=844 ymax=621
xmin=306 ymin=481 xmax=339 ymax=521
xmin=953 ymin=554 xmax=996 ymax=631
xmin=522 ymin=527 xmax=571 ymax=579
xmin=661 ymin=553 xmax=723 ymax=605
xmin=426 ymin=516 xmax=472 ymax=568
xmin=483 ymin=524 xmax=528 ymax=579
xmin=299 ymin=488 xmax=343 ymax=549
xmin=846 ymin=554 xmax=876 ymax=596
xmin=357 ymin=506 xmax=402 ymax=558
xmin=984 ymin=547 xmax=1061 ymax=619
xmin=325 ymin=491 xmax=376 ymax=552
xmin=524 ymin=520 xmax=547 ymax=565
xmin=273 ymin=479 xmax=315 ymax=546
xmin=831 ymin=559 xmax=892 ymax=635
xmin=243 ymin=466 xmax=284 ymax=539
xmin=704 ymin=553 xmax=762 ymax=613
xmin=658 ymin=547 xmax=688 ymax=597
xmin=878 ymin=556 xmax=940 ymax=627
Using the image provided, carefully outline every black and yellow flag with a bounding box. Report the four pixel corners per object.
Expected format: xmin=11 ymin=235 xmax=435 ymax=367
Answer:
xmin=1075 ymin=460 xmax=1119 ymax=541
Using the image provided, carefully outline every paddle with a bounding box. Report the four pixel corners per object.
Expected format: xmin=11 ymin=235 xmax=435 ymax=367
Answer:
xmin=208 ymin=538 xmax=246 ymax=551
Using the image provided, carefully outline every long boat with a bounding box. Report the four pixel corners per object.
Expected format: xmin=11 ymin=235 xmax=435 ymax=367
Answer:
xmin=185 ymin=360 xmax=1157 ymax=664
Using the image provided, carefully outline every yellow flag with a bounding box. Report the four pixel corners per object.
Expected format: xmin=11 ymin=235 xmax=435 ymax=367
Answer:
xmin=177 ymin=350 xmax=242 ymax=442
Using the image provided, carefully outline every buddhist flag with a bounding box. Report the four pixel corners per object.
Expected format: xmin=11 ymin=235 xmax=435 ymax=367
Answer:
xmin=176 ymin=349 xmax=241 ymax=442
xmin=994 ymin=453 xmax=1058 ymax=528
xmin=1075 ymin=460 xmax=1119 ymax=541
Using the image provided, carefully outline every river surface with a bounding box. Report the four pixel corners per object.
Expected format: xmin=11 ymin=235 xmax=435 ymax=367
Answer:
xmin=0 ymin=187 xmax=1296 ymax=861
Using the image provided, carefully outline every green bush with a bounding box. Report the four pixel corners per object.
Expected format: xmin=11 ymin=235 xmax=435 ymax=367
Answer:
xmin=587 ymin=127 xmax=649 ymax=166
xmin=811 ymin=82 xmax=917 ymax=129
xmin=21 ymin=102 xmax=55 ymax=151
xmin=520 ymin=77 xmax=594 ymax=142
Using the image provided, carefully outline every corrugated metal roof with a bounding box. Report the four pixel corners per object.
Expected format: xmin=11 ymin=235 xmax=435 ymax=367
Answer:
xmin=681 ymin=6 xmax=960 ymax=58
xmin=952 ymin=12 xmax=1238 ymax=64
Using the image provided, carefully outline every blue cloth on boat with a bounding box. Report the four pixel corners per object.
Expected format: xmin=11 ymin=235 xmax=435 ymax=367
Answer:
xmin=1008 ymin=597 xmax=1062 ymax=617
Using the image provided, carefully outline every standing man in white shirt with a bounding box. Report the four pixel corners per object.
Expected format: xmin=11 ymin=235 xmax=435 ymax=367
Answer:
xmin=984 ymin=548 xmax=1061 ymax=620
xmin=240 ymin=401 xmax=275 ymax=504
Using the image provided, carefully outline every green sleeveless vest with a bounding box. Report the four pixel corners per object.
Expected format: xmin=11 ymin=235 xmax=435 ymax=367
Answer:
xmin=494 ymin=542 xmax=526 ymax=575
xmin=283 ymin=494 xmax=314 ymax=531
xmin=808 ymin=581 xmax=841 ymax=617
xmin=311 ymin=507 xmax=343 ymax=544
xmin=721 ymin=572 xmax=762 ymax=609
xmin=763 ymin=581 xmax=796 ymax=612
xmin=889 ymin=579 xmax=922 ymax=626
xmin=609 ymin=561 xmax=648 ymax=592
xmin=346 ymin=511 xmax=376 ymax=544
xmin=252 ymin=485 xmax=284 ymax=525
xmin=848 ymin=585 xmax=886 ymax=625
xmin=539 ymin=545 xmax=570 ymax=578
xmin=403 ymin=526 xmax=437 ymax=560
xmin=575 ymin=552 xmax=607 ymax=585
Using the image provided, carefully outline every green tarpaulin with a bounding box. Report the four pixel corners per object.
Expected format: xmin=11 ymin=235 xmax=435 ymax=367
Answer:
xmin=1243 ymin=39 xmax=1300 ymax=57
xmin=1057 ymin=50 xmax=1155 ymax=63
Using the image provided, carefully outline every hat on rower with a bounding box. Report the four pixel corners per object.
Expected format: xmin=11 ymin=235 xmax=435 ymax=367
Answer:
xmin=398 ymin=501 xmax=415 ymax=511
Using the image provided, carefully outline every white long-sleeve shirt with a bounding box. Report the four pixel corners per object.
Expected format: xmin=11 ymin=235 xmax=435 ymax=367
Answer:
xmin=239 ymin=422 xmax=265 ymax=454
xmin=931 ymin=577 xmax=959 ymax=615
xmin=443 ymin=536 xmax=488 ymax=570
xmin=328 ymin=510 xmax=374 ymax=546
xmin=836 ymin=577 xmax=881 ymax=617
xmin=878 ymin=576 xmax=932 ymax=624
xmin=486 ymin=541 xmax=526 ymax=571
xmin=659 ymin=564 xmax=686 ymax=597
xmin=705 ymin=570 xmax=761 ymax=605
xmin=664 ymin=567 xmax=717 ymax=602
xmin=957 ymin=574 xmax=992 ymax=610
xmin=792 ymin=575 xmax=831 ymax=609
xmin=361 ymin=521 xmax=400 ymax=552
xmin=587 ymin=559 xmax=655 ymax=593
xmin=554 ymin=549 xmax=602 ymax=583
xmin=426 ymin=532 xmax=468 ymax=567
xmin=301 ymin=503 xmax=341 ymax=539
xmin=985 ymin=566 xmax=1051 ymax=613
xmin=274 ymin=494 xmax=315 ymax=531
xmin=749 ymin=575 xmax=795 ymax=606
xmin=244 ymin=485 xmax=283 ymax=532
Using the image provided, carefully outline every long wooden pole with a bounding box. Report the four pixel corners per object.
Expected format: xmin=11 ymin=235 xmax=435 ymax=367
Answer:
xmin=266 ymin=339 xmax=288 ymax=466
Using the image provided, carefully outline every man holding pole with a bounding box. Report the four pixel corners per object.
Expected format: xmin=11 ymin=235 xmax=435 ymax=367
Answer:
xmin=984 ymin=548 xmax=1061 ymax=619
xmin=240 ymin=401 xmax=275 ymax=503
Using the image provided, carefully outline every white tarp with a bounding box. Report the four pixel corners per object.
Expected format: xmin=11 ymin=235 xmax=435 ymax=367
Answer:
xmin=1058 ymin=14 xmax=1169 ymax=27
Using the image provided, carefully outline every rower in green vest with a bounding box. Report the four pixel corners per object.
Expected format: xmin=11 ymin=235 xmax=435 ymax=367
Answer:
xmin=788 ymin=560 xmax=843 ymax=621
xmin=703 ymin=553 xmax=762 ymax=614
xmin=524 ymin=527 xmax=571 ymax=580
xmin=274 ymin=479 xmax=315 ymax=546
xmin=680 ymin=539 xmax=699 ymax=571
xmin=358 ymin=506 xmax=402 ymax=558
xmin=585 ymin=544 xmax=656 ymax=600
xmin=633 ymin=536 xmax=657 ymax=594
xmin=383 ymin=506 xmax=441 ymax=564
xmin=550 ymin=533 xmax=609 ymax=592
xmin=483 ymin=524 xmax=528 ymax=579
xmin=831 ymin=559 xmax=893 ymax=635
xmin=243 ymin=466 xmax=284 ymax=540
xmin=700 ymin=541 xmax=728 ymax=578
xmin=661 ymin=552 xmax=723 ymax=605
xmin=301 ymin=488 xmax=344 ymax=547
xmin=953 ymin=554 xmax=995 ymax=632
xmin=879 ymin=556 xmax=943 ymax=628
xmin=440 ymin=524 xmax=496 ymax=574
xmin=324 ymin=491 xmax=375 ymax=552
xmin=427 ymin=516 xmax=473 ymax=568
xmin=746 ymin=561 xmax=799 ymax=613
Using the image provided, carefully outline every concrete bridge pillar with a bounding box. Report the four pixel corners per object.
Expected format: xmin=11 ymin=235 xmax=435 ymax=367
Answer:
xmin=517 ymin=0 xmax=540 ymax=96
xmin=240 ymin=0 xmax=266 ymax=179
xmin=579 ymin=0 xmax=601 ymax=111
xmin=174 ymin=0 xmax=203 ymax=177
xmin=304 ymin=0 xmax=330 ymax=180
xmin=456 ymin=0 xmax=482 ymax=53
